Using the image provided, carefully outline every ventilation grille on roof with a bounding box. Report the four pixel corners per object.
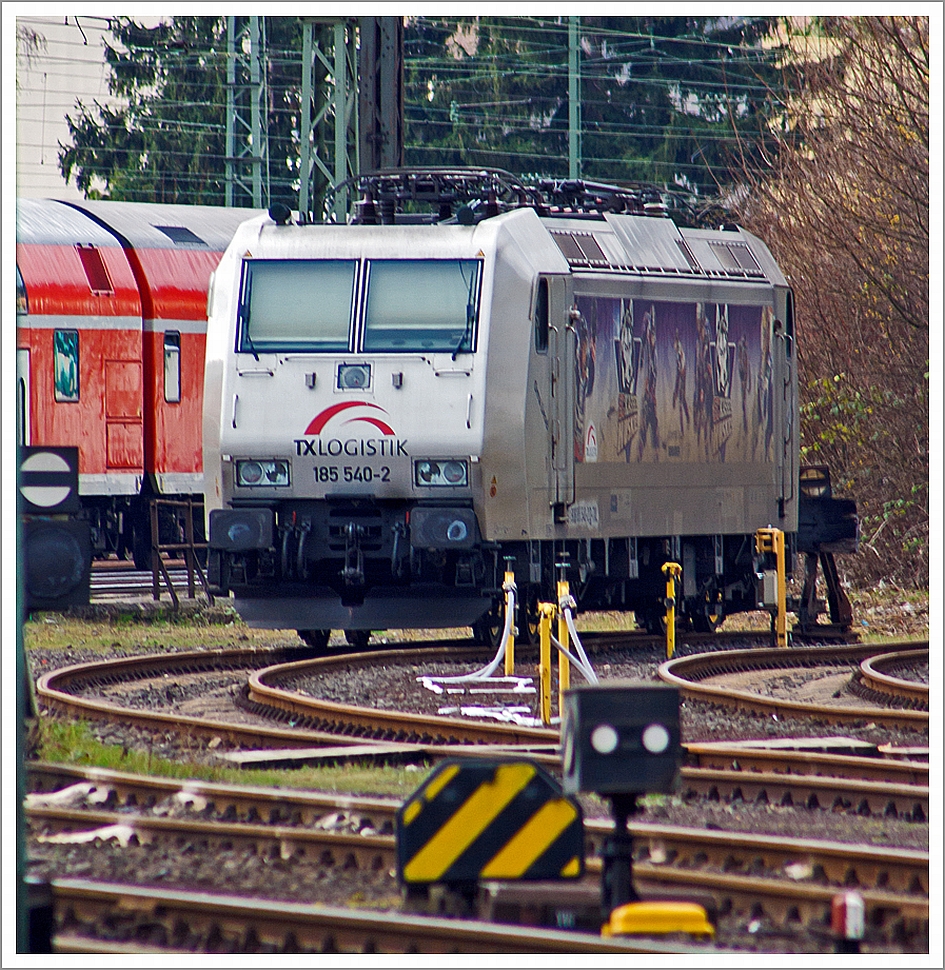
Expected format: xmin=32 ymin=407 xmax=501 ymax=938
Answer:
xmin=550 ymin=231 xmax=609 ymax=268
xmin=154 ymin=225 xmax=208 ymax=246
xmin=707 ymin=241 xmax=764 ymax=276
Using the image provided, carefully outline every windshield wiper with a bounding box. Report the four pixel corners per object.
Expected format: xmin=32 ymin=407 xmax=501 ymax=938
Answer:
xmin=452 ymin=304 xmax=475 ymax=361
xmin=452 ymin=263 xmax=478 ymax=360
xmin=239 ymin=272 xmax=260 ymax=361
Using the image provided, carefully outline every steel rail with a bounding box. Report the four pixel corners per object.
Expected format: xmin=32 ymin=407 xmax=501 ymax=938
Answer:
xmin=684 ymin=743 xmax=930 ymax=785
xmin=47 ymin=877 xmax=697 ymax=954
xmin=27 ymin=800 xmax=928 ymax=898
xmin=246 ymin=648 xmax=559 ymax=745
xmin=658 ymin=642 xmax=930 ymax=730
xmin=859 ymin=648 xmax=930 ymax=708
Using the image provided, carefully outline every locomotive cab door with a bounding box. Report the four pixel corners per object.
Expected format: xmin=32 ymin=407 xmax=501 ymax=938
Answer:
xmin=778 ymin=290 xmax=797 ymax=517
xmin=540 ymin=275 xmax=575 ymax=516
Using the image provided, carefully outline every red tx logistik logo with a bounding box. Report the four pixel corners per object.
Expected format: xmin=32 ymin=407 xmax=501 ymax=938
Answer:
xmin=294 ymin=401 xmax=408 ymax=457
xmin=303 ymin=401 xmax=395 ymax=436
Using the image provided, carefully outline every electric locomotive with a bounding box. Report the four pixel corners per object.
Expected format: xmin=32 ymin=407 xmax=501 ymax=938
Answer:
xmin=203 ymin=169 xmax=857 ymax=647
xmin=16 ymin=198 xmax=259 ymax=573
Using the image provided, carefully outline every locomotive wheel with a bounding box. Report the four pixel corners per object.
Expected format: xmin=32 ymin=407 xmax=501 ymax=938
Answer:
xmin=472 ymin=602 xmax=505 ymax=648
xmin=131 ymin=523 xmax=152 ymax=571
xmin=516 ymin=593 xmax=541 ymax=646
xmin=692 ymin=587 xmax=724 ymax=633
xmin=344 ymin=630 xmax=372 ymax=649
xmin=297 ymin=629 xmax=331 ymax=651
xmin=637 ymin=608 xmax=668 ymax=636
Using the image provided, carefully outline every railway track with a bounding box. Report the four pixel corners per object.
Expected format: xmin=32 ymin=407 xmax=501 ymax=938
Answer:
xmin=26 ymin=764 xmax=929 ymax=951
xmin=34 ymin=642 xmax=929 ymax=817
xmin=856 ymin=648 xmax=930 ymax=709
xmin=658 ymin=642 xmax=930 ymax=729
xmin=37 ymin=639 xmax=930 ymax=743
xmin=26 ymin=762 xmax=930 ymax=895
xmin=46 ymin=877 xmax=697 ymax=955
xmin=28 ymin=638 xmax=929 ymax=952
xmin=89 ymin=561 xmax=199 ymax=599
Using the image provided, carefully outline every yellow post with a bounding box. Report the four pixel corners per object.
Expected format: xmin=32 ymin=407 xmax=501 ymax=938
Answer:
xmin=755 ymin=528 xmax=788 ymax=648
xmin=661 ymin=562 xmax=682 ymax=659
xmin=538 ymin=602 xmax=555 ymax=726
xmin=503 ymin=569 xmax=516 ymax=676
xmin=557 ymin=579 xmax=571 ymax=720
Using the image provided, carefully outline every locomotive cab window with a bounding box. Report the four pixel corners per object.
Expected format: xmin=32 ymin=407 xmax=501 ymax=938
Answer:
xmin=237 ymin=259 xmax=356 ymax=353
xmin=363 ymin=259 xmax=481 ymax=354
xmin=164 ymin=331 xmax=181 ymax=403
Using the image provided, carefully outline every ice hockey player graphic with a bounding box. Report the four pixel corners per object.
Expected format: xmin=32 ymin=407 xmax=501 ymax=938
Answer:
xmin=737 ymin=333 xmax=752 ymax=433
xmin=714 ymin=303 xmax=731 ymax=398
xmin=637 ymin=303 xmax=659 ymax=460
xmin=754 ymin=306 xmax=774 ymax=460
xmin=694 ymin=304 xmax=713 ymax=456
xmin=672 ymin=327 xmax=691 ymax=436
xmin=612 ymin=300 xmax=641 ymax=461
xmin=572 ymin=304 xmax=596 ymax=461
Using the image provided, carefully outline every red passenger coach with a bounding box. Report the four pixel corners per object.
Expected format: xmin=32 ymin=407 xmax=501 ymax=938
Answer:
xmin=16 ymin=198 xmax=256 ymax=570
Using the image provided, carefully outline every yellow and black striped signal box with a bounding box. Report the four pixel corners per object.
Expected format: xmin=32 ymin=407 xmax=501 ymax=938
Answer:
xmin=396 ymin=760 xmax=584 ymax=885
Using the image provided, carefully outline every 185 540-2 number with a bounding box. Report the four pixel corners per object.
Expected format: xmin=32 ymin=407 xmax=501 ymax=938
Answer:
xmin=314 ymin=465 xmax=391 ymax=484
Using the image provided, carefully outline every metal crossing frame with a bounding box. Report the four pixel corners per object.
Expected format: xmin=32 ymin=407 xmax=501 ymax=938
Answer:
xmin=299 ymin=18 xmax=359 ymax=223
xmin=226 ymin=16 xmax=270 ymax=209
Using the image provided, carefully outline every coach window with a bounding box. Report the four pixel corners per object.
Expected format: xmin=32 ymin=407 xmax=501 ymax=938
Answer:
xmin=76 ymin=244 xmax=114 ymax=295
xmin=534 ymin=278 xmax=549 ymax=353
xmin=238 ymin=259 xmax=356 ymax=353
xmin=54 ymin=329 xmax=79 ymax=403
xmin=164 ymin=331 xmax=181 ymax=403
xmin=16 ymin=265 xmax=28 ymax=315
xmin=363 ymin=259 xmax=481 ymax=353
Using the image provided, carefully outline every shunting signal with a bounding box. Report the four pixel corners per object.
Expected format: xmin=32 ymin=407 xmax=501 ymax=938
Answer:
xmin=396 ymin=760 xmax=584 ymax=885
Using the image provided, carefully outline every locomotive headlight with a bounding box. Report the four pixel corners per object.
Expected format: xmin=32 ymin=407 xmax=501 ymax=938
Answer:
xmin=236 ymin=459 xmax=290 ymax=487
xmin=414 ymin=459 xmax=468 ymax=488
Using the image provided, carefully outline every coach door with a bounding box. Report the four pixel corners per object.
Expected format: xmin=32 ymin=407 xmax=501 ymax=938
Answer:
xmin=104 ymin=360 xmax=144 ymax=470
xmin=544 ymin=275 xmax=575 ymax=514
xmin=17 ymin=349 xmax=30 ymax=446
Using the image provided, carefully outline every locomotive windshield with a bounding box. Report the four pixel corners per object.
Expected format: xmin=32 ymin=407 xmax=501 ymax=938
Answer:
xmin=363 ymin=259 xmax=481 ymax=353
xmin=238 ymin=259 xmax=356 ymax=353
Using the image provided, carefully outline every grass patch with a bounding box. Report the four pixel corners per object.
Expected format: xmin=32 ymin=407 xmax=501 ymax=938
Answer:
xmin=23 ymin=612 xmax=301 ymax=656
xmin=30 ymin=717 xmax=433 ymax=799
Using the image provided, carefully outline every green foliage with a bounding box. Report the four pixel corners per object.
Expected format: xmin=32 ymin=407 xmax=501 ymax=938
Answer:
xmin=59 ymin=17 xmax=305 ymax=205
xmin=58 ymin=16 xmax=785 ymax=205
xmin=405 ymin=15 xmax=785 ymax=196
